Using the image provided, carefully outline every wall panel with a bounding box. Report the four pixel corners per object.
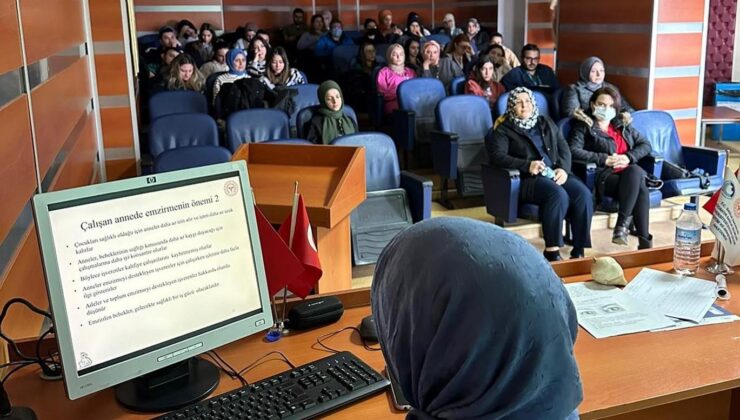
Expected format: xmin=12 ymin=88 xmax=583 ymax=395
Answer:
xmin=558 ymin=0 xmax=653 ymax=24
xmin=133 ymin=0 xmax=223 ymax=33
xmin=0 ymin=98 xmax=35 ymax=245
xmin=0 ymin=0 xmax=22 ymax=73
xmin=49 ymin=114 xmax=97 ymax=192
xmin=19 ymin=0 xmax=85 ymax=63
xmin=94 ymin=54 xmax=130 ymax=96
xmin=31 ymin=58 xmax=91 ymax=181
xmin=653 ymin=77 xmax=702 ymax=110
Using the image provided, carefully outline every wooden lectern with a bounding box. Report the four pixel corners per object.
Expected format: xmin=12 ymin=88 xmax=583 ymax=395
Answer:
xmin=232 ymin=143 xmax=366 ymax=293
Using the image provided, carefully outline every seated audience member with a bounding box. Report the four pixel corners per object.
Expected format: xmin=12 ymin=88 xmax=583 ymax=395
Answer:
xmin=282 ymin=8 xmax=307 ymax=48
xmin=212 ymin=48 xmax=248 ymax=104
xmin=353 ymin=42 xmax=379 ymax=74
xmin=305 ymin=80 xmax=358 ymax=144
xmin=199 ymin=41 xmax=229 ymax=78
xmin=359 ymin=27 xmax=383 ymax=45
xmin=491 ymin=32 xmax=520 ymax=68
xmin=363 ymin=18 xmax=378 ymax=33
xmin=562 ymin=56 xmax=635 ymax=117
xmin=165 ymin=54 xmax=205 ymax=93
xmin=176 ymin=19 xmax=198 ymax=46
xmin=234 ymin=23 xmax=258 ymax=50
xmin=483 ymin=44 xmax=512 ymax=82
xmin=297 ymin=15 xmax=325 ymax=51
xmin=378 ymin=9 xmax=403 ymax=42
xmin=487 ymin=87 xmax=592 ymax=261
xmin=376 ymin=43 xmax=416 ymax=114
xmin=569 ymin=86 xmax=652 ymax=249
xmin=466 ymin=18 xmax=489 ymax=54
xmin=321 ymin=10 xmax=334 ymax=28
xmin=246 ymin=37 xmax=269 ymax=77
xmin=260 ymin=46 xmax=306 ymax=90
xmin=372 ymin=217 xmax=583 ymax=420
xmin=149 ymin=46 xmax=182 ymax=92
xmin=419 ymin=40 xmax=441 ymax=78
xmin=435 ymin=34 xmax=470 ymax=92
xmin=185 ymin=23 xmax=216 ymax=66
xmin=256 ymin=29 xmax=271 ymax=47
xmin=465 ymin=56 xmax=505 ymax=109
xmin=437 ymin=13 xmax=463 ymax=37
xmin=314 ymin=19 xmax=353 ymax=59
xmin=404 ymin=38 xmax=422 ymax=72
xmin=144 ymin=26 xmax=181 ymax=78
xmin=501 ymin=44 xmax=560 ymax=93
xmin=400 ymin=13 xmax=428 ymax=44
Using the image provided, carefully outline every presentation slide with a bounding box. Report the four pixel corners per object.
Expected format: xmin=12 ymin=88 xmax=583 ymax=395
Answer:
xmin=47 ymin=175 xmax=262 ymax=374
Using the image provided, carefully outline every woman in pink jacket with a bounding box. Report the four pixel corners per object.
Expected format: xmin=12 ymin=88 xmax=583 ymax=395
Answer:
xmin=376 ymin=43 xmax=416 ymax=114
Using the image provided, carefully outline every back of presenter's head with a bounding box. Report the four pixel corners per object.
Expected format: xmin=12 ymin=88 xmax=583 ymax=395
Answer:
xmin=371 ymin=217 xmax=582 ymax=419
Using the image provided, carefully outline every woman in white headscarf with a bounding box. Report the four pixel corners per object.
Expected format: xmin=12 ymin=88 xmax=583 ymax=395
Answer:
xmin=487 ymin=87 xmax=593 ymax=261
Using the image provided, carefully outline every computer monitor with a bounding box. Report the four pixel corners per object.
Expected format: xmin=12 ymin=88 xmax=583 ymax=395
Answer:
xmin=32 ymin=161 xmax=273 ymax=412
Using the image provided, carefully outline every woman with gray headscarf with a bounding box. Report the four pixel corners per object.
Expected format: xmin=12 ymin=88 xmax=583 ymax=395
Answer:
xmin=372 ymin=216 xmax=583 ymax=419
xmin=487 ymin=87 xmax=593 ymax=261
xmin=561 ymin=56 xmax=634 ymax=117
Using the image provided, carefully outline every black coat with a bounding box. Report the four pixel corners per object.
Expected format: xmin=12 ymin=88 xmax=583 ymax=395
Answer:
xmin=567 ymin=115 xmax=652 ymax=199
xmin=486 ymin=116 xmax=572 ymax=199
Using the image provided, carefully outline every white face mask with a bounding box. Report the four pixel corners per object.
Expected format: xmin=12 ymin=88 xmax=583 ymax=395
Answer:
xmin=593 ymin=106 xmax=616 ymax=122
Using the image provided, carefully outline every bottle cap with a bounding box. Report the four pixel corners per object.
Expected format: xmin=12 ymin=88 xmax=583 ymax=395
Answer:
xmin=684 ymin=203 xmax=697 ymax=211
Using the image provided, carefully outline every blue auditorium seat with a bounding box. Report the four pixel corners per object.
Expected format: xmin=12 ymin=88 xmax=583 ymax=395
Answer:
xmin=631 ymin=110 xmax=725 ymax=199
xmin=296 ymin=105 xmax=358 ymax=139
xmin=261 ymin=138 xmax=313 ymax=145
xmin=153 ymin=145 xmax=232 ymax=173
xmin=425 ymin=34 xmax=451 ymax=48
xmin=332 ymin=45 xmax=360 ymax=75
xmin=392 ymin=78 xmax=446 ymax=167
xmin=331 ymin=132 xmax=432 ymax=265
xmin=289 ymin=84 xmax=319 ymax=136
xmin=495 ymin=90 xmax=550 ymax=120
xmin=450 ymin=76 xmax=466 ymax=95
xmin=226 ymin=109 xmax=290 ymax=151
xmin=149 ymin=91 xmax=209 ymax=121
xmin=431 ymin=95 xmax=492 ymax=208
xmin=149 ymin=113 xmax=219 ymax=158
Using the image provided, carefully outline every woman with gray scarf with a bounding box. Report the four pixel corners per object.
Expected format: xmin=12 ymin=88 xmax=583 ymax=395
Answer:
xmin=561 ymin=56 xmax=634 ymax=118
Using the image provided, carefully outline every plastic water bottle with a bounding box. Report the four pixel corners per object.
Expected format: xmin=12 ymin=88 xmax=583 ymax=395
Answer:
xmin=673 ymin=203 xmax=702 ymax=275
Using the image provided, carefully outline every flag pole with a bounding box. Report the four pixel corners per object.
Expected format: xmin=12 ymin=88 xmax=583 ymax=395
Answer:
xmin=280 ymin=181 xmax=300 ymax=332
xmin=705 ymin=240 xmax=734 ymax=275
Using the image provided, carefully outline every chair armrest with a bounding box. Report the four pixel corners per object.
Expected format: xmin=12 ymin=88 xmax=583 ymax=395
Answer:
xmin=681 ymin=146 xmax=727 ymax=176
xmin=638 ymin=154 xmax=664 ymax=179
xmin=571 ymin=161 xmax=597 ymax=191
xmin=400 ymin=171 xmax=433 ymax=222
xmin=369 ymin=92 xmax=385 ymax=128
xmin=430 ymin=130 xmax=459 ymax=180
xmin=392 ymin=109 xmax=415 ymax=151
xmin=481 ymin=164 xmax=521 ymax=224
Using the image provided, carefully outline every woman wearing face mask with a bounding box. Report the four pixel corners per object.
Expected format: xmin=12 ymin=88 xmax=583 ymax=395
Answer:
xmin=568 ymin=86 xmax=653 ymax=249
xmin=483 ymin=43 xmax=512 ymax=82
xmin=246 ymin=37 xmax=269 ymax=77
xmin=212 ymin=48 xmax=248 ymax=105
xmin=376 ymin=43 xmax=416 ymax=114
xmin=165 ymin=54 xmax=205 ymax=93
xmin=260 ymin=47 xmax=306 ymax=90
xmin=373 ymin=217 xmax=583 ymax=420
xmin=305 ymin=80 xmax=358 ymax=144
xmin=562 ymin=56 xmax=634 ymax=118
xmin=464 ymin=56 xmax=505 ymax=110
xmin=487 ymin=87 xmax=593 ymax=261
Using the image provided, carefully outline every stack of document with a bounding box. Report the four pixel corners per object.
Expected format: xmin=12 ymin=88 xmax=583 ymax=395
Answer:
xmin=566 ymin=268 xmax=732 ymax=339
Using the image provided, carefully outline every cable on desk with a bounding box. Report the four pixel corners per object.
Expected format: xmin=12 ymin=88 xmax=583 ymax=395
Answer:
xmin=0 ymin=298 xmax=61 ymax=378
xmin=1 ymin=362 xmax=38 ymax=384
xmin=312 ymin=327 xmax=381 ymax=354
xmin=203 ymin=351 xmax=247 ymax=386
xmin=237 ymin=351 xmax=296 ymax=378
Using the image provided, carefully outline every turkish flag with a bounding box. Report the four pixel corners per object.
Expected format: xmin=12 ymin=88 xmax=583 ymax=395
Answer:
xmin=254 ymin=205 xmax=304 ymax=296
xmin=278 ymin=195 xmax=323 ymax=298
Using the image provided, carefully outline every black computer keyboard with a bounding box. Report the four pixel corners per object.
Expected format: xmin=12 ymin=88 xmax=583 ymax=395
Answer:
xmin=154 ymin=351 xmax=390 ymax=420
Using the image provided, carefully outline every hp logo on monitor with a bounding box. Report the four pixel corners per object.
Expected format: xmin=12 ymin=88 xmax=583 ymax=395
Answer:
xmin=146 ymin=177 xmax=157 ymax=184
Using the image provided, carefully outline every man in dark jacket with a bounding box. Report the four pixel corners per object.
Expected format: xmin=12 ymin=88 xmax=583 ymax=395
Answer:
xmin=501 ymin=44 xmax=560 ymax=93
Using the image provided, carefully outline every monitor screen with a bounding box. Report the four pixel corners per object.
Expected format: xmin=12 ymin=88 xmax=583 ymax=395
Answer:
xmin=33 ymin=161 xmax=273 ymax=404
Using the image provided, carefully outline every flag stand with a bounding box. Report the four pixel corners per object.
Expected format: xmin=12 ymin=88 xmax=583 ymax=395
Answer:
xmin=266 ymin=182 xmax=300 ymax=342
xmin=705 ymin=240 xmax=734 ymax=275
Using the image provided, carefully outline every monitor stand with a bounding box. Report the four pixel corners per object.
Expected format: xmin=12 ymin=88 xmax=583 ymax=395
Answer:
xmin=114 ymin=357 xmax=219 ymax=413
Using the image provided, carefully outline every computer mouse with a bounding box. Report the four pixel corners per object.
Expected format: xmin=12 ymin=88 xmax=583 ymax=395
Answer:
xmin=359 ymin=315 xmax=378 ymax=343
